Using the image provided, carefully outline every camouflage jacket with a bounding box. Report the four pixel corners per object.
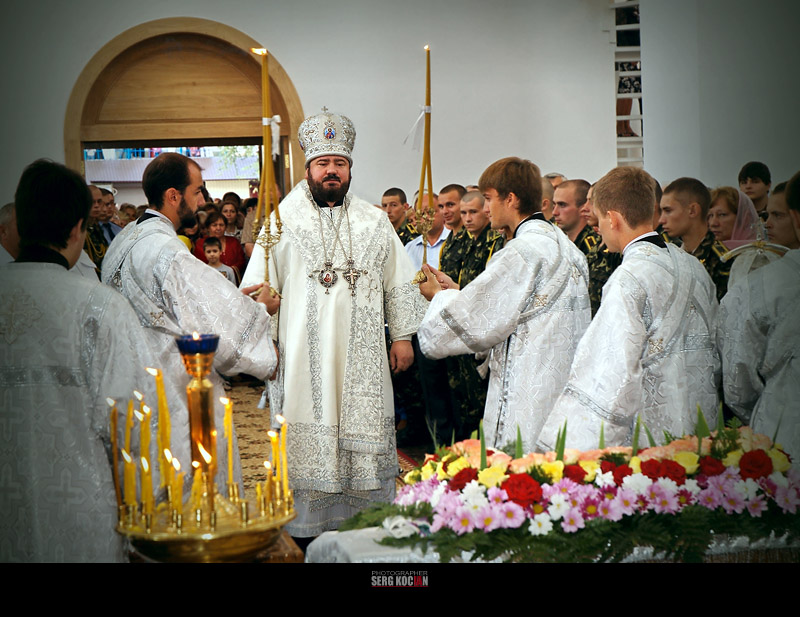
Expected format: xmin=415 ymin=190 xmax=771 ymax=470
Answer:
xmin=439 ymin=227 xmax=470 ymax=280
xmin=586 ymin=241 xmax=623 ymax=316
xmin=84 ymin=224 xmax=108 ymax=270
xmin=457 ymin=226 xmax=505 ymax=288
xmin=573 ymin=224 xmax=601 ymax=256
xmin=396 ymin=221 xmax=420 ymax=246
xmin=690 ymin=230 xmax=732 ymax=301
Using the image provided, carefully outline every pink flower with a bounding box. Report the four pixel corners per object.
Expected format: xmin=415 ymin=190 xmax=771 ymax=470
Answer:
xmin=581 ymin=495 xmax=602 ymax=519
xmin=651 ymin=488 xmax=680 ymax=514
xmin=487 ymin=486 xmax=508 ymax=505
xmin=775 ymin=486 xmax=800 ymax=514
xmin=598 ymin=498 xmax=624 ymax=522
xmin=475 ymin=504 xmax=502 ymax=532
xmin=614 ymin=489 xmax=637 ymax=516
xmin=561 ymin=507 xmax=585 ymax=533
xmin=452 ymin=506 xmax=476 ymax=535
xmin=746 ymin=496 xmax=768 ymax=518
xmin=675 ymin=489 xmax=696 ymax=509
xmin=499 ymin=502 xmax=527 ymax=529
xmin=697 ymin=487 xmax=723 ymax=510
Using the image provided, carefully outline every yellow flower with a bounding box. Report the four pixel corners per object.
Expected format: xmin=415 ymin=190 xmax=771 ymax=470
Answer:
xmin=436 ymin=463 xmax=450 ymax=481
xmin=420 ymin=460 xmax=438 ymax=481
xmin=768 ymin=448 xmax=791 ymax=473
xmin=629 ymin=456 xmax=641 ymax=474
xmin=477 ymin=465 xmax=508 ymax=488
xmin=578 ymin=460 xmax=600 ymax=482
xmin=404 ymin=469 xmax=421 ymax=485
xmin=723 ymin=449 xmax=743 ymax=468
xmin=445 ymin=456 xmax=471 ymax=477
xmin=540 ymin=461 xmax=564 ymax=483
xmin=673 ymin=451 xmax=699 ymax=475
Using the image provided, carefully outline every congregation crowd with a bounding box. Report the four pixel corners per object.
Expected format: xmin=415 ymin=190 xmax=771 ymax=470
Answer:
xmin=1 ymin=106 xmax=797 ymax=561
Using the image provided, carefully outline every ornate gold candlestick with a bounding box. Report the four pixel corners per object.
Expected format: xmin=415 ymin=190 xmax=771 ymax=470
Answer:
xmin=412 ymin=45 xmax=434 ymax=285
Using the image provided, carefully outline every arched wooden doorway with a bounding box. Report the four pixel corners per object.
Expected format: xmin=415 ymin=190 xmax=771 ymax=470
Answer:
xmin=64 ymin=17 xmax=305 ymax=189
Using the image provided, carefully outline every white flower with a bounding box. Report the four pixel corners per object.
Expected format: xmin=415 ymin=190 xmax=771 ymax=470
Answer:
xmin=462 ymin=480 xmax=489 ymax=509
xmin=594 ymin=470 xmax=616 ymax=488
xmin=683 ymin=478 xmax=701 ymax=495
xmin=656 ymin=477 xmax=678 ymax=494
xmin=382 ymin=516 xmax=419 ymax=538
xmin=770 ymin=471 xmax=789 ymax=488
xmin=734 ymin=478 xmax=760 ymax=500
xmin=547 ymin=493 xmax=568 ymax=521
xmin=621 ymin=473 xmax=651 ymax=495
xmin=429 ymin=482 xmax=447 ymax=509
xmin=528 ymin=513 xmax=553 ymax=536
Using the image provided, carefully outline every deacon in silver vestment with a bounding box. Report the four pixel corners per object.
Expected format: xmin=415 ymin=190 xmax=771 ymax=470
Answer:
xmin=417 ymin=157 xmax=590 ymax=452
xmin=103 ymin=153 xmax=277 ymax=493
xmin=539 ymin=167 xmax=719 ymax=452
xmin=1 ymin=161 xmax=152 ymax=561
xmin=240 ymin=110 xmax=422 ymax=537
xmin=718 ymin=174 xmax=800 ymax=458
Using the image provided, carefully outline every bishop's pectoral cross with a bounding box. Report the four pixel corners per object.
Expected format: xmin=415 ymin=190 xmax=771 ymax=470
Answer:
xmin=343 ymin=259 xmax=366 ymax=296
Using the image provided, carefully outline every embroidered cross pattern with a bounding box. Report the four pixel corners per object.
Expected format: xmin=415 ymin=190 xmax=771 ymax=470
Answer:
xmin=648 ymin=337 xmax=664 ymax=354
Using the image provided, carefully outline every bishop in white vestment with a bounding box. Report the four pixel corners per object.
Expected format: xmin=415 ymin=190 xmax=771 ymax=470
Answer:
xmin=240 ymin=110 xmax=422 ymax=536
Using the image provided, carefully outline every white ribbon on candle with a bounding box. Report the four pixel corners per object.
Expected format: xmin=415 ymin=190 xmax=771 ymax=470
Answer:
xmin=403 ymin=105 xmax=431 ymax=151
xmin=262 ymin=114 xmax=282 ymax=159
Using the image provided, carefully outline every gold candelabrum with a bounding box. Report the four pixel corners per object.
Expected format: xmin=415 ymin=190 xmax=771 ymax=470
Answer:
xmin=112 ymin=332 xmax=294 ymax=562
xmin=412 ymin=45 xmax=434 ymax=286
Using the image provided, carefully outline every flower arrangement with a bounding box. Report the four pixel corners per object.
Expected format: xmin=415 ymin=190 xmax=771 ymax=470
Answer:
xmin=341 ymin=418 xmax=800 ymax=562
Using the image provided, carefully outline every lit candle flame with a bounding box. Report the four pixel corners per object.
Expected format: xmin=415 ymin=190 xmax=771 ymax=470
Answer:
xmin=219 ymin=397 xmax=230 ymax=405
xmin=268 ymin=430 xmax=278 ymax=439
xmin=142 ymin=405 xmax=151 ymax=415
xmin=145 ymin=367 xmax=159 ymax=376
xmin=141 ymin=458 xmax=149 ymax=473
xmin=424 ymin=44 xmax=429 ymax=51
xmin=192 ymin=460 xmax=200 ymax=469
xmin=106 ymin=397 xmax=115 ymax=407
xmin=251 ymin=47 xmax=267 ymax=56
xmin=276 ymin=414 xmax=286 ymax=425
xmin=121 ymin=449 xmax=132 ymax=464
xmin=133 ymin=390 xmax=143 ymax=401
xmin=197 ymin=442 xmax=213 ymax=464
xmin=192 ymin=332 xmax=200 ymax=341
xmin=264 ymin=461 xmax=271 ymax=471
xmin=172 ymin=457 xmax=181 ymax=472
xmin=164 ymin=448 xmax=173 ymax=463
xmin=134 ymin=409 xmax=144 ymax=422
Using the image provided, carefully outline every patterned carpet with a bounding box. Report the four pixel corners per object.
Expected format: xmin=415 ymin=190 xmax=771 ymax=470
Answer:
xmin=227 ymin=377 xmax=427 ymax=495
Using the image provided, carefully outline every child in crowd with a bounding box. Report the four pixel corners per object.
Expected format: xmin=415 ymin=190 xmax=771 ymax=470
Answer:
xmin=203 ymin=236 xmax=237 ymax=283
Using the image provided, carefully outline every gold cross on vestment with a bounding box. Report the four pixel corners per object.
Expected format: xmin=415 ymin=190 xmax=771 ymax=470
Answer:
xmin=343 ymin=259 xmax=366 ymax=296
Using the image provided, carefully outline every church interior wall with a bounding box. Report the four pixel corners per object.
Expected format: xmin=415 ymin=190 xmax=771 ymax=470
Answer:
xmin=641 ymin=0 xmax=799 ymax=189
xmin=2 ymin=0 xmax=793 ymax=205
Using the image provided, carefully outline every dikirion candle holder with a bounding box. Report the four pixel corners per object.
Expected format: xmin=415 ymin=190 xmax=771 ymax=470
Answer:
xmin=112 ymin=332 xmax=294 ymax=562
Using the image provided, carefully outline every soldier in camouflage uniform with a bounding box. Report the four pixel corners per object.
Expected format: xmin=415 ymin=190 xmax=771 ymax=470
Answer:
xmin=554 ymin=179 xmax=600 ymax=256
xmin=660 ymin=177 xmax=731 ymax=301
xmin=586 ymin=242 xmax=622 ymax=316
xmin=382 ymin=187 xmax=420 ymax=246
xmin=439 ymin=226 xmax=469 ymax=281
xmin=445 ymin=192 xmax=506 ymax=438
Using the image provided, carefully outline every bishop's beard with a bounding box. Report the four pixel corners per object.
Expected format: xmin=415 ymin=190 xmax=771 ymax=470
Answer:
xmin=177 ymin=197 xmax=197 ymax=228
xmin=307 ymin=174 xmax=351 ymax=205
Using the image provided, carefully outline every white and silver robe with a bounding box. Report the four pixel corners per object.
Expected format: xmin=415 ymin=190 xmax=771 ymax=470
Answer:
xmin=719 ymin=249 xmax=800 ymax=458
xmin=102 ymin=215 xmax=277 ymax=492
xmin=538 ymin=242 xmax=720 ymax=451
xmin=0 ymin=262 xmax=153 ymax=561
xmin=417 ymin=218 xmax=591 ymax=453
xmin=240 ymin=181 xmax=423 ymax=536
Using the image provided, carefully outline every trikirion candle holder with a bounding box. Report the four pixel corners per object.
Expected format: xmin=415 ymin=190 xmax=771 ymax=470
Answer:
xmin=113 ymin=332 xmax=294 ymax=562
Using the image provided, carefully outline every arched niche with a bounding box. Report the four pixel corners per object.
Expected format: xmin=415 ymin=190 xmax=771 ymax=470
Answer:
xmin=64 ymin=17 xmax=304 ymax=187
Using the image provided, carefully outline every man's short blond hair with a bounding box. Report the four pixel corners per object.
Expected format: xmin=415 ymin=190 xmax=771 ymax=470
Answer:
xmin=593 ymin=167 xmax=656 ymax=228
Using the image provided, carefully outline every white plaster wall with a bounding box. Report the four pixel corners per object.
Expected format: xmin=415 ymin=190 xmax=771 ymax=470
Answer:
xmin=1 ymin=0 xmax=616 ymax=205
xmin=641 ymin=0 xmax=800 ymax=189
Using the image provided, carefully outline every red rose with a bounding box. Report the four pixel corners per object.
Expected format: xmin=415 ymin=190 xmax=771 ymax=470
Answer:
xmin=640 ymin=459 xmax=662 ymax=481
xmin=699 ymin=456 xmax=725 ymax=477
xmin=448 ymin=467 xmax=478 ymax=492
xmin=501 ymin=473 xmax=543 ymax=508
xmin=659 ymin=459 xmax=686 ymax=485
xmin=613 ymin=464 xmax=633 ymax=486
xmin=564 ymin=464 xmax=587 ymax=484
xmin=600 ymin=460 xmax=617 ymax=475
xmin=739 ymin=450 xmax=774 ymax=480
